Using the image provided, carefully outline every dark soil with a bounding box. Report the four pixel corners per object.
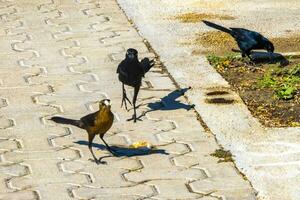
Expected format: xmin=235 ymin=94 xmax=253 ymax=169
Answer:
xmin=208 ymin=55 xmax=300 ymax=127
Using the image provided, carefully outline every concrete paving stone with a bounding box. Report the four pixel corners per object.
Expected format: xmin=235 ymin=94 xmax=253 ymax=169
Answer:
xmin=0 ymin=191 xmax=38 ymax=200
xmin=0 ymin=53 xmax=36 ymax=68
xmin=35 ymin=183 xmax=76 ymax=199
xmin=174 ymin=154 xmax=234 ymax=170
xmin=0 ymin=139 xmax=20 ymax=152
xmin=62 ymin=158 xmax=140 ymax=173
xmin=190 ymin=177 xmax=254 ymax=195
xmin=200 ymin=197 xmax=223 ymax=200
xmin=9 ymin=171 xmax=87 ymax=191
xmin=92 ymin=196 xmax=145 ymax=200
xmin=143 ymin=107 xmax=197 ymax=121
xmin=194 ymin=163 xmax=242 ymax=179
xmin=146 ymin=77 xmax=177 ymax=91
xmin=0 ymin=112 xmax=56 ymax=127
xmin=0 ymin=163 xmax=29 ymax=177
xmin=171 ymin=154 xmax=199 ymax=168
xmin=28 ymin=73 xmax=98 ymax=86
xmin=146 ymin=180 xmax=201 ymax=199
xmin=160 ymin=142 xmax=190 ymax=155
xmin=0 ymin=185 xmax=11 ymax=196
xmin=73 ymin=184 xmax=155 ymax=199
xmin=189 ymin=140 xmax=222 ymax=156
xmin=75 ymin=168 xmax=131 ymax=188
xmin=0 ymin=116 xmax=14 ymax=130
xmin=158 ymin=129 xmax=210 ymax=143
xmin=125 ymin=167 xmax=207 ymax=183
xmin=52 ymin=130 xmax=129 ymax=155
xmin=3 ymin=148 xmax=80 ymax=162
xmin=114 ymin=118 xmax=176 ymax=134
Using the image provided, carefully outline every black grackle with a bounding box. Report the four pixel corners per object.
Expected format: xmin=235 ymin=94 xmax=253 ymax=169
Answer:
xmin=50 ymin=99 xmax=115 ymax=164
xmin=203 ymin=20 xmax=274 ymax=59
xmin=117 ymin=48 xmax=154 ymax=122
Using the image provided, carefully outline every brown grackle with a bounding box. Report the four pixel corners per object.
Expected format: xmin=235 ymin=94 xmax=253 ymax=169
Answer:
xmin=117 ymin=48 xmax=154 ymax=122
xmin=50 ymin=99 xmax=116 ymax=164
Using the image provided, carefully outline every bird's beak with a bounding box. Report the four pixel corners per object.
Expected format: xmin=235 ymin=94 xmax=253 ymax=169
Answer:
xmin=104 ymin=99 xmax=111 ymax=106
xmin=127 ymin=53 xmax=135 ymax=60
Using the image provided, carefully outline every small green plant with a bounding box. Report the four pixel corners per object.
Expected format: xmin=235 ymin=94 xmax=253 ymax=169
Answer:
xmin=275 ymin=84 xmax=297 ymax=100
xmin=257 ymin=64 xmax=300 ymax=100
xmin=257 ymin=73 xmax=276 ymax=88
xmin=289 ymin=63 xmax=300 ymax=75
xmin=210 ymin=148 xmax=233 ymax=163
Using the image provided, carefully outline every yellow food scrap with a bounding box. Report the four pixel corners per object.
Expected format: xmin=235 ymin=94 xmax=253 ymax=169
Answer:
xmin=129 ymin=141 xmax=152 ymax=149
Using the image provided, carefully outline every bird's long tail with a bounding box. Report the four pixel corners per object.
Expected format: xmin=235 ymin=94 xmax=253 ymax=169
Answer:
xmin=202 ymin=20 xmax=232 ymax=34
xmin=50 ymin=117 xmax=84 ymax=129
xmin=141 ymin=58 xmax=155 ymax=74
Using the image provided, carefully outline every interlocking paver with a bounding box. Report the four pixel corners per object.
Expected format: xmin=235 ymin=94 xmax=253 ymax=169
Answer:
xmin=0 ymin=0 xmax=256 ymax=199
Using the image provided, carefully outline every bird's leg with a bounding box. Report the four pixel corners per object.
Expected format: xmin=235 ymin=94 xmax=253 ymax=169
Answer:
xmin=132 ymin=84 xmax=140 ymax=123
xmin=247 ymin=53 xmax=252 ymax=60
xmin=88 ymin=134 xmax=99 ymax=164
xmin=127 ymin=84 xmax=142 ymax=122
xmin=247 ymin=53 xmax=255 ymax=65
xmin=121 ymin=84 xmax=127 ymax=109
xmin=121 ymin=84 xmax=132 ymax=110
xmin=243 ymin=50 xmax=255 ymax=65
xmin=100 ymin=135 xmax=118 ymax=157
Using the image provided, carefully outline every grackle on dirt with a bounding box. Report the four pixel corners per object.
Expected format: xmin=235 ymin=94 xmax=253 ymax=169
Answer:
xmin=117 ymin=48 xmax=154 ymax=122
xmin=50 ymin=99 xmax=115 ymax=164
xmin=202 ymin=20 xmax=274 ymax=59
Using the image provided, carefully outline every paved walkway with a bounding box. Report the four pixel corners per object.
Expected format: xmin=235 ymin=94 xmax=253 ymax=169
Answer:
xmin=0 ymin=0 xmax=255 ymax=199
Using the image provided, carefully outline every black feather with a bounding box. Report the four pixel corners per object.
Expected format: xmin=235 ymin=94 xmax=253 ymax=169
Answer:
xmin=50 ymin=116 xmax=84 ymax=129
xmin=140 ymin=58 xmax=154 ymax=75
xmin=202 ymin=20 xmax=274 ymax=58
xmin=202 ymin=20 xmax=232 ymax=34
xmin=117 ymin=48 xmax=155 ymax=122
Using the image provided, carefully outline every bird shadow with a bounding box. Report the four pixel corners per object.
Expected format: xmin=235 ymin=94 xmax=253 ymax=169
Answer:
xmin=137 ymin=87 xmax=195 ymax=119
xmin=233 ymin=49 xmax=289 ymax=66
xmin=251 ymin=51 xmax=289 ymax=66
xmin=74 ymin=140 xmax=169 ymax=159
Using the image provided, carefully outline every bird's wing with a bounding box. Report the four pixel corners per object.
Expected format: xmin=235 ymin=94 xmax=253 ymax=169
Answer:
xmin=230 ymin=28 xmax=258 ymax=49
xmin=116 ymin=62 xmax=122 ymax=73
xmin=117 ymin=61 xmax=129 ymax=77
xmin=80 ymin=111 xmax=99 ymax=127
xmin=140 ymin=58 xmax=154 ymax=75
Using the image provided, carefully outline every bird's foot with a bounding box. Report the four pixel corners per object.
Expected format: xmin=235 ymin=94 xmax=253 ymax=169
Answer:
xmin=248 ymin=59 xmax=256 ymax=66
xmin=127 ymin=114 xmax=142 ymax=123
xmin=121 ymin=98 xmax=128 ymax=110
xmin=89 ymin=158 xmax=107 ymax=165
xmin=97 ymin=160 xmax=108 ymax=165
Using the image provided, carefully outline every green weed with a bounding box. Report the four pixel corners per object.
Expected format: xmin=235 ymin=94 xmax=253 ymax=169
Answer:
xmin=258 ymin=64 xmax=300 ymax=100
xmin=207 ymin=54 xmax=299 ymax=100
xmin=210 ymin=148 xmax=233 ymax=163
